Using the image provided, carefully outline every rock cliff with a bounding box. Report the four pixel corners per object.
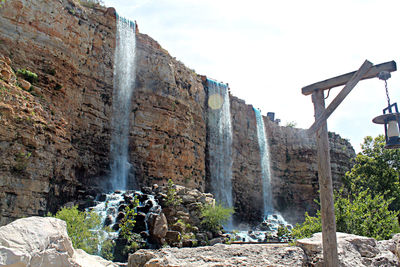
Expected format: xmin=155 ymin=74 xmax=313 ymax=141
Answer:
xmin=230 ymin=96 xmax=355 ymax=225
xmin=0 ymin=0 xmax=355 ymax=226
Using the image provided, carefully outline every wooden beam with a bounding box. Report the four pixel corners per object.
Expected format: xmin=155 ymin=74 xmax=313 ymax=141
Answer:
xmin=312 ymin=90 xmax=339 ymax=267
xmin=307 ymin=60 xmax=373 ymax=135
xmin=302 ymin=61 xmax=397 ymax=95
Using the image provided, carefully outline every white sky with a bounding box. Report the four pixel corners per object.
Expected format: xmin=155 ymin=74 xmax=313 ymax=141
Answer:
xmin=103 ymin=0 xmax=400 ymax=152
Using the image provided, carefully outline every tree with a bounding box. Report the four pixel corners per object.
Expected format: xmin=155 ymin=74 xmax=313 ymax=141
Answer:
xmin=48 ymin=206 xmax=101 ymax=254
xmin=344 ymin=135 xmax=400 ymax=210
xmin=291 ymin=189 xmax=399 ymax=240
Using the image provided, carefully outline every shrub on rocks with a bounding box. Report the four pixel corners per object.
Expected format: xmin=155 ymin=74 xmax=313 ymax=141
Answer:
xmin=47 ymin=205 xmax=101 ymax=254
xmin=200 ymin=203 xmax=234 ymax=233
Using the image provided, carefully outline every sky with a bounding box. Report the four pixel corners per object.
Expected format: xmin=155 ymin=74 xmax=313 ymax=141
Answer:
xmin=103 ymin=0 xmax=400 ymax=152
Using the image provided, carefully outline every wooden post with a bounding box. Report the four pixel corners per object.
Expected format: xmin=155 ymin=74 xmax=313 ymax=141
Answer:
xmin=302 ymin=60 xmax=397 ymax=267
xmin=312 ymin=90 xmax=339 ymax=267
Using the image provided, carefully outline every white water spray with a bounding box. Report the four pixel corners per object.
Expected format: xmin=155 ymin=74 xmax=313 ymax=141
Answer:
xmin=109 ymin=15 xmax=136 ymax=191
xmin=207 ymin=79 xmax=233 ymax=229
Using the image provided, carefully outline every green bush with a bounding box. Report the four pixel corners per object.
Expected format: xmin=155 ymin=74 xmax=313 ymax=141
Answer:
xmin=200 ymin=203 xmax=234 ymax=233
xmin=292 ymin=189 xmax=400 ymax=240
xmin=119 ymin=197 xmax=139 ymax=240
xmin=100 ymin=238 xmax=115 ymax=261
xmin=48 ymin=206 xmax=101 ymax=254
xmin=165 ymin=179 xmax=182 ymax=207
xmin=119 ymin=197 xmax=143 ymax=255
xmin=16 ymin=69 xmax=38 ymax=83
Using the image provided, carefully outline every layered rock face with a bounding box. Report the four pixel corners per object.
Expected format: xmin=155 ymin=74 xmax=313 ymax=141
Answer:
xmin=0 ymin=0 xmax=354 ymax=226
xmin=131 ymin=34 xmax=206 ymax=190
xmin=230 ymin=97 xmax=355 ymax=224
xmin=0 ymin=0 xmax=206 ymax=225
xmin=0 ymin=0 xmax=116 ymax=224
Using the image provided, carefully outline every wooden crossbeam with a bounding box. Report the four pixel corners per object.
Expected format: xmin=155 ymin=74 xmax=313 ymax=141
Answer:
xmin=307 ymin=60 xmax=373 ymax=135
xmin=302 ymin=61 xmax=397 ymax=95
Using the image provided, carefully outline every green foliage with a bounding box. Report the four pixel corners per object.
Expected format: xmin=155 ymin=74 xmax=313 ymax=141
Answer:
xmin=0 ymin=0 xmax=5 ymax=8
xmin=291 ymin=211 xmax=321 ymax=240
xmin=165 ymin=179 xmax=182 ymax=207
xmin=119 ymin=197 xmax=143 ymax=254
xmin=344 ymin=135 xmax=400 ymax=211
xmin=200 ymin=202 xmax=234 ymax=233
xmin=277 ymin=224 xmax=293 ymax=242
xmin=119 ymin=197 xmax=139 ymax=240
xmin=100 ymin=238 xmax=115 ymax=261
xmin=292 ymin=189 xmax=399 ymax=240
xmin=16 ymin=69 xmax=38 ymax=83
xmin=13 ymin=151 xmax=31 ymax=172
xmin=285 ymin=121 xmax=297 ymax=128
xmin=48 ymin=206 xmax=101 ymax=254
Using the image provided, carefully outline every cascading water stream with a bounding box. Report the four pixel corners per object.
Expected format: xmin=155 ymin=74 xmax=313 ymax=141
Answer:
xmin=207 ymin=79 xmax=233 ymax=229
xmin=109 ymin=14 xmax=137 ymax=191
xmin=253 ymin=107 xmax=291 ymax=232
xmin=253 ymin=108 xmax=274 ymax=216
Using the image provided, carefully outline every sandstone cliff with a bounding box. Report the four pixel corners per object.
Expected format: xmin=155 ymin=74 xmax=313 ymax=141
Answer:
xmin=229 ymin=96 xmax=355 ymax=225
xmin=0 ymin=0 xmax=355 ymax=226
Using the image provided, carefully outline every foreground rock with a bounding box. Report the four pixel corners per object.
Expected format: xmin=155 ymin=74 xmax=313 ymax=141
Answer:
xmin=128 ymin=243 xmax=306 ymax=266
xmin=129 ymin=232 xmax=400 ymax=266
xmin=0 ymin=217 xmax=117 ymax=267
xmin=297 ymin=232 xmax=400 ymax=266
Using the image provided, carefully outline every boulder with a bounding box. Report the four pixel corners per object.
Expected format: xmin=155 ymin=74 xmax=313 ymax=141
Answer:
xmin=297 ymin=232 xmax=399 ymax=266
xmin=148 ymin=213 xmax=168 ymax=244
xmin=18 ymin=79 xmax=31 ymax=91
xmin=165 ymin=231 xmax=181 ymax=245
xmin=0 ymin=217 xmax=117 ymax=267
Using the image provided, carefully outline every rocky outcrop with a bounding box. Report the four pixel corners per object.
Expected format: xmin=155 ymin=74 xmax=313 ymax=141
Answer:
xmin=128 ymin=232 xmax=400 ymax=266
xmin=131 ymin=34 xmax=206 ymax=190
xmin=0 ymin=0 xmax=355 ymax=227
xmin=128 ymin=243 xmax=306 ymax=266
xmin=229 ymin=95 xmax=355 ymax=225
xmin=297 ymin=232 xmax=400 ymax=266
xmin=0 ymin=216 xmax=117 ymax=266
xmin=0 ymin=0 xmax=116 ymax=225
xmin=0 ymin=0 xmax=206 ymax=225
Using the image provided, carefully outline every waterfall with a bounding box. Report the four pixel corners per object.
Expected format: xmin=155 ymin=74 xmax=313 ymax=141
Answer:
xmin=253 ymin=108 xmax=274 ymax=215
xmin=207 ymin=79 xmax=233 ymax=228
xmin=253 ymin=108 xmax=291 ymax=231
xmin=109 ymin=15 xmax=137 ymax=191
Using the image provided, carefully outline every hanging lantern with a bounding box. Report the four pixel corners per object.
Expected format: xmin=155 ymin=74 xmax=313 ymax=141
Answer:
xmin=372 ymin=71 xmax=400 ymax=149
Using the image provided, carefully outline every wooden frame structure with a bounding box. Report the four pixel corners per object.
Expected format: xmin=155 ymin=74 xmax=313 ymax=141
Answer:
xmin=301 ymin=60 xmax=397 ymax=266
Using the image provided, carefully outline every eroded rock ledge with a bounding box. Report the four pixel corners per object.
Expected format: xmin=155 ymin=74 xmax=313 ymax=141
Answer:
xmin=129 ymin=232 xmax=400 ymax=267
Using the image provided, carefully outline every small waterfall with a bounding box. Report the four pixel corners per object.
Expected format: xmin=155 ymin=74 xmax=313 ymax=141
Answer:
xmin=206 ymin=79 xmax=233 ymax=229
xmin=253 ymin=108 xmax=273 ymax=215
xmin=253 ymin=108 xmax=291 ymax=231
xmin=109 ymin=15 xmax=137 ymax=191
